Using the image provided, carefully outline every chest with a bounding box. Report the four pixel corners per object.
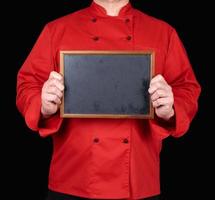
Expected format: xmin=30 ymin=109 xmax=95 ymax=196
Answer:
xmin=53 ymin=16 xmax=167 ymax=74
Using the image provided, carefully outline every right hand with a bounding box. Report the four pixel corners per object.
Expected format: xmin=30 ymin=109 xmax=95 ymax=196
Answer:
xmin=41 ymin=71 xmax=64 ymax=118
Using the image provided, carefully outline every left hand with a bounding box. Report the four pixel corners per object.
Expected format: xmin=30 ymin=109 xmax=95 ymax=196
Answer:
xmin=148 ymin=74 xmax=175 ymax=120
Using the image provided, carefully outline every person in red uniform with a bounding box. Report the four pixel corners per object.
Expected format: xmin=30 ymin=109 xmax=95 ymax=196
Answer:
xmin=16 ymin=0 xmax=201 ymax=199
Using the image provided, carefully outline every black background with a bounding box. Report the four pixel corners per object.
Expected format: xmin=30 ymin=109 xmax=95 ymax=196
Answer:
xmin=2 ymin=0 xmax=213 ymax=199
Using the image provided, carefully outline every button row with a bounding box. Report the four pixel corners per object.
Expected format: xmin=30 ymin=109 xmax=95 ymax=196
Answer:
xmin=91 ymin=18 xmax=130 ymax=23
xmin=93 ymin=138 xmax=129 ymax=144
xmin=92 ymin=36 xmax=132 ymax=41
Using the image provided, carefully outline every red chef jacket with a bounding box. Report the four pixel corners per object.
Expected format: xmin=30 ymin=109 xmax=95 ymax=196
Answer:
xmin=16 ymin=2 xmax=201 ymax=199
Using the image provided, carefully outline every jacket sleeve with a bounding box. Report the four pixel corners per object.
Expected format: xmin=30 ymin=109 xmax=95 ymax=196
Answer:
xmin=150 ymin=28 xmax=201 ymax=140
xmin=16 ymin=24 xmax=63 ymax=137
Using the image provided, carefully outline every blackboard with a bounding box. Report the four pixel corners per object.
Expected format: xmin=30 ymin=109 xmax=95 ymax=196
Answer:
xmin=60 ymin=51 xmax=154 ymax=118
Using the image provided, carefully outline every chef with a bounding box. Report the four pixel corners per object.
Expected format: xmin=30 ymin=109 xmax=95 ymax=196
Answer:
xmin=16 ymin=0 xmax=201 ymax=199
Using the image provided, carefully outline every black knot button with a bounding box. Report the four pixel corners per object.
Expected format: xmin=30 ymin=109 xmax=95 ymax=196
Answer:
xmin=92 ymin=18 xmax=97 ymax=23
xmin=123 ymin=138 xmax=129 ymax=144
xmin=94 ymin=138 xmax=99 ymax=143
xmin=125 ymin=18 xmax=130 ymax=23
xmin=93 ymin=36 xmax=99 ymax=41
xmin=126 ymin=36 xmax=132 ymax=41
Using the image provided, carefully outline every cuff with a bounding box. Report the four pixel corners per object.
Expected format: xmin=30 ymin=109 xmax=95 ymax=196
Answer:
xmin=38 ymin=112 xmax=63 ymax=137
xmin=149 ymin=100 xmax=190 ymax=140
xmin=170 ymin=99 xmax=190 ymax=137
xmin=24 ymin=93 xmax=63 ymax=137
xmin=25 ymin=93 xmax=42 ymax=132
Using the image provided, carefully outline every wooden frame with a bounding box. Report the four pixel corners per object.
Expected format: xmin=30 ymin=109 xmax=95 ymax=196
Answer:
xmin=60 ymin=51 xmax=155 ymax=119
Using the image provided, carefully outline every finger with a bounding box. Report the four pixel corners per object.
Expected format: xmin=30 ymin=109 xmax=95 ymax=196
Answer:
xmin=152 ymin=97 xmax=172 ymax=108
xmin=43 ymin=93 xmax=61 ymax=105
xmin=46 ymin=86 xmax=63 ymax=99
xmin=149 ymin=80 xmax=172 ymax=95
xmin=150 ymin=89 xmax=168 ymax=101
xmin=148 ymin=82 xmax=168 ymax=94
xmin=49 ymin=71 xmax=64 ymax=83
xmin=155 ymin=105 xmax=173 ymax=116
xmin=150 ymin=74 xmax=166 ymax=86
xmin=43 ymin=100 xmax=61 ymax=110
xmin=48 ymin=78 xmax=64 ymax=91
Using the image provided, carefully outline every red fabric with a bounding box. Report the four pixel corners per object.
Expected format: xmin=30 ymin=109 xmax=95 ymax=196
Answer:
xmin=16 ymin=2 xmax=201 ymax=199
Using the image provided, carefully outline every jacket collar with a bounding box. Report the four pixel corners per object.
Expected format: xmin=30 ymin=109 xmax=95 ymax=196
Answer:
xmin=89 ymin=1 xmax=133 ymax=17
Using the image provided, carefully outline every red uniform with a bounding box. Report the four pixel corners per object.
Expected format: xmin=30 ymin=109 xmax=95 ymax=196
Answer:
xmin=16 ymin=2 xmax=201 ymax=199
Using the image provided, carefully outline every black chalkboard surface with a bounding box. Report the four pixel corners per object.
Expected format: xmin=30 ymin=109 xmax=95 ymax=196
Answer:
xmin=60 ymin=51 xmax=154 ymax=118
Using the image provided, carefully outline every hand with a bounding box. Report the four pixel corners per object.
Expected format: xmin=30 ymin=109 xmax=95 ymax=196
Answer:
xmin=41 ymin=71 xmax=64 ymax=118
xmin=148 ymin=74 xmax=174 ymax=120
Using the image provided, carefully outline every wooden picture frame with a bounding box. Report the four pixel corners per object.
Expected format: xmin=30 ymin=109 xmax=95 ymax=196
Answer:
xmin=60 ymin=51 xmax=155 ymax=119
